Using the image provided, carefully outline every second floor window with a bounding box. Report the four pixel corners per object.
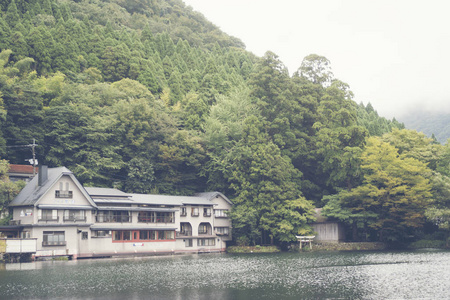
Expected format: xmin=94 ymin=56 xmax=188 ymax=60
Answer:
xmin=180 ymin=207 xmax=187 ymax=216
xmin=203 ymin=207 xmax=211 ymax=217
xmin=96 ymin=211 xmax=130 ymax=223
xmin=39 ymin=209 xmax=58 ymax=221
xmin=214 ymin=209 xmax=229 ymax=218
xmin=191 ymin=207 xmax=199 ymax=217
xmin=64 ymin=210 xmax=86 ymax=222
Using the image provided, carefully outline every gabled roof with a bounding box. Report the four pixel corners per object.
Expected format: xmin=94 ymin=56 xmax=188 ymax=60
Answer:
xmin=10 ymin=167 xmax=97 ymax=208
xmin=195 ymin=192 xmax=233 ymax=205
xmin=129 ymin=194 xmax=215 ymax=206
xmin=84 ymin=187 xmax=131 ymax=198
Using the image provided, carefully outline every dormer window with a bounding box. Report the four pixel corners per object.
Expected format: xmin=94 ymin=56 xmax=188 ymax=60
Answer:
xmin=55 ymin=182 xmax=73 ymax=198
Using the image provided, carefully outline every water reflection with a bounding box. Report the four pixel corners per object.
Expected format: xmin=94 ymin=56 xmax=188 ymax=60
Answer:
xmin=0 ymin=250 xmax=449 ymax=299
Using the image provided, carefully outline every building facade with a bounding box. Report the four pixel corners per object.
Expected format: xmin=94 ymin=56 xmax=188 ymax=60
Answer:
xmin=6 ymin=166 xmax=232 ymax=259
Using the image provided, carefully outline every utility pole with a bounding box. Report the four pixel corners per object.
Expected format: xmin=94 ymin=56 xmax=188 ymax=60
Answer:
xmin=5 ymin=139 xmax=38 ymax=176
xmin=30 ymin=139 xmax=37 ymax=176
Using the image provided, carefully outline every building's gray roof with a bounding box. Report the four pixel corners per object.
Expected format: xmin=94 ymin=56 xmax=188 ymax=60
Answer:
xmin=129 ymin=194 xmax=215 ymax=206
xmin=84 ymin=187 xmax=131 ymax=198
xmin=10 ymin=167 xmax=96 ymax=208
xmin=195 ymin=192 xmax=233 ymax=205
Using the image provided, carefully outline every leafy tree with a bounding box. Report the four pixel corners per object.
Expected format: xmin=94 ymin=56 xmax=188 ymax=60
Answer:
xmin=222 ymin=116 xmax=315 ymax=245
xmin=339 ymin=137 xmax=433 ymax=242
xmin=297 ymin=54 xmax=334 ymax=87
xmin=0 ymin=159 xmax=25 ymax=224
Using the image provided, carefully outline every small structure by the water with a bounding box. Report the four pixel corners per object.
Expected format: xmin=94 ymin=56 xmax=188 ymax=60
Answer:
xmin=296 ymin=236 xmax=315 ymax=250
xmin=311 ymin=208 xmax=345 ymax=243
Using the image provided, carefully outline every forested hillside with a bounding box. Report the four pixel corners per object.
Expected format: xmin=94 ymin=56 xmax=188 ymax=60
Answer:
xmin=400 ymin=110 xmax=450 ymax=144
xmin=1 ymin=0 xmax=448 ymax=247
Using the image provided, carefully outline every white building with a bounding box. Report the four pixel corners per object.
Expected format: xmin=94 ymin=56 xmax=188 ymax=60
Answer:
xmin=6 ymin=166 xmax=232 ymax=259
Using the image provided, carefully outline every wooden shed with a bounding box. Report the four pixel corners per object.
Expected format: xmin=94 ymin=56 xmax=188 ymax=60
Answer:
xmin=311 ymin=208 xmax=345 ymax=243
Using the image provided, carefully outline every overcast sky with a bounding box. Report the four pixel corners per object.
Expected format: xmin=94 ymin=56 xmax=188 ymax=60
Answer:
xmin=183 ymin=0 xmax=450 ymax=119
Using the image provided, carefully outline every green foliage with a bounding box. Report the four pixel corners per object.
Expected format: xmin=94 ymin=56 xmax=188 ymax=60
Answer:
xmin=339 ymin=137 xmax=433 ymax=242
xmin=0 ymin=159 xmax=25 ymax=223
xmin=1 ymin=1 xmax=446 ymax=248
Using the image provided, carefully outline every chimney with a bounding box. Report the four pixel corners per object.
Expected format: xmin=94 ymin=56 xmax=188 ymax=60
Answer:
xmin=38 ymin=165 xmax=48 ymax=186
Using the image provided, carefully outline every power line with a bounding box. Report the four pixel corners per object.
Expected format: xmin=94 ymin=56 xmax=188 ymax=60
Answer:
xmin=6 ymin=139 xmax=38 ymax=176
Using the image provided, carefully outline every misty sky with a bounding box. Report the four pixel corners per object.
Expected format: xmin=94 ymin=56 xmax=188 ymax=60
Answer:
xmin=183 ymin=0 xmax=450 ymax=119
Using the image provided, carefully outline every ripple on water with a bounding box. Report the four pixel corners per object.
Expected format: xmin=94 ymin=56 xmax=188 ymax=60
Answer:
xmin=0 ymin=251 xmax=449 ymax=299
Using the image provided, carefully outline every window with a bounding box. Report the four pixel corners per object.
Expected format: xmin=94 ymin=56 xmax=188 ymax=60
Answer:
xmin=138 ymin=212 xmax=174 ymax=223
xmin=138 ymin=211 xmax=154 ymax=223
xmin=180 ymin=207 xmax=187 ymax=216
xmin=157 ymin=230 xmax=174 ymax=240
xmin=214 ymin=209 xmax=228 ymax=218
xmin=156 ymin=212 xmax=174 ymax=223
xmin=55 ymin=190 xmax=73 ymax=198
xmin=185 ymin=239 xmax=193 ymax=247
xmin=203 ymin=207 xmax=211 ymax=217
xmin=64 ymin=210 xmax=86 ymax=222
xmin=113 ymin=231 xmax=132 ymax=241
xmin=55 ymin=182 xmax=73 ymax=198
xmin=198 ymin=238 xmax=215 ymax=246
xmin=39 ymin=209 xmax=58 ymax=221
xmin=191 ymin=207 xmax=199 ymax=217
xmin=21 ymin=231 xmax=30 ymax=239
xmin=81 ymin=232 xmax=88 ymax=240
xmin=113 ymin=230 xmax=174 ymax=242
xmin=96 ymin=211 xmax=130 ymax=223
xmin=43 ymin=231 xmax=65 ymax=246
xmin=198 ymin=223 xmax=211 ymax=235
xmin=179 ymin=223 xmax=192 ymax=236
xmin=92 ymin=230 xmax=111 ymax=238
xmin=215 ymin=227 xmax=230 ymax=236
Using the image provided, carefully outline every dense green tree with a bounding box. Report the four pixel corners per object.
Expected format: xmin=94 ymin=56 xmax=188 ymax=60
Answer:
xmin=0 ymin=159 xmax=25 ymax=224
xmin=298 ymin=54 xmax=334 ymax=86
xmin=222 ymin=116 xmax=315 ymax=245
xmin=339 ymin=137 xmax=433 ymax=242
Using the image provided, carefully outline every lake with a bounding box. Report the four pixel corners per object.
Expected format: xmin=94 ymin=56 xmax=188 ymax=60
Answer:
xmin=0 ymin=250 xmax=449 ymax=299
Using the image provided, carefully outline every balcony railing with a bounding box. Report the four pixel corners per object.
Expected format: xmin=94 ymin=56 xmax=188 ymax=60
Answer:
xmin=215 ymin=231 xmax=229 ymax=236
xmin=38 ymin=217 xmax=59 ymax=223
xmin=198 ymin=229 xmax=212 ymax=235
xmin=9 ymin=220 xmax=21 ymax=226
xmin=63 ymin=217 xmax=87 ymax=222
xmin=177 ymin=230 xmax=192 ymax=237
xmin=95 ymin=216 xmax=131 ymax=223
xmin=191 ymin=212 xmax=199 ymax=217
xmin=138 ymin=216 xmax=174 ymax=223
xmin=55 ymin=190 xmax=73 ymax=198
xmin=203 ymin=212 xmax=211 ymax=217
xmin=42 ymin=241 xmax=67 ymax=247
xmin=180 ymin=211 xmax=187 ymax=217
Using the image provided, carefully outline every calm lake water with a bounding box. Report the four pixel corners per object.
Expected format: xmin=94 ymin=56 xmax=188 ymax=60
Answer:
xmin=0 ymin=250 xmax=449 ymax=299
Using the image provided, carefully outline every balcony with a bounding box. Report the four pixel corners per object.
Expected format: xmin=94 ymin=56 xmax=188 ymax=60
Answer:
xmin=138 ymin=216 xmax=174 ymax=223
xmin=176 ymin=230 xmax=192 ymax=237
xmin=95 ymin=216 xmax=131 ymax=223
xmin=9 ymin=220 xmax=21 ymax=226
xmin=38 ymin=216 xmax=59 ymax=223
xmin=63 ymin=216 xmax=87 ymax=223
xmin=42 ymin=241 xmax=67 ymax=247
xmin=0 ymin=239 xmax=37 ymax=254
xmin=55 ymin=190 xmax=73 ymax=199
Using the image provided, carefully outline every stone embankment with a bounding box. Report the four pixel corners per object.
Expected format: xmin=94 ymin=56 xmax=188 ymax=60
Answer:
xmin=311 ymin=242 xmax=386 ymax=251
